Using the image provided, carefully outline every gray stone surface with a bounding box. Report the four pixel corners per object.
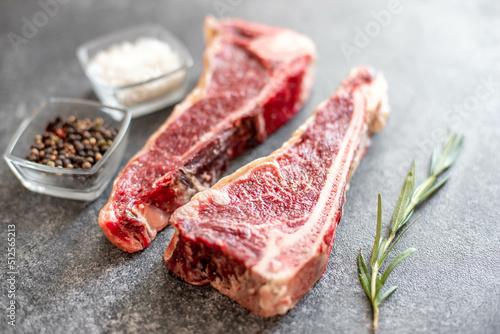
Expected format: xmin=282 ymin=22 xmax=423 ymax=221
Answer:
xmin=1 ymin=0 xmax=499 ymax=333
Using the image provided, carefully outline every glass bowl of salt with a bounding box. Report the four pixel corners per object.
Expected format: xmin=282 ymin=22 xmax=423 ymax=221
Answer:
xmin=77 ymin=24 xmax=193 ymax=118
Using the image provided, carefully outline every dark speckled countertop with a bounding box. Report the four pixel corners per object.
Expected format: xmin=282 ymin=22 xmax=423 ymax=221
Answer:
xmin=1 ymin=1 xmax=499 ymax=333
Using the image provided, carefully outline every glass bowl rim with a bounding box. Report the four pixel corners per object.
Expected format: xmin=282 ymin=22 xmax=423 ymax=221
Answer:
xmin=3 ymin=97 xmax=131 ymax=176
xmin=76 ymin=23 xmax=194 ymax=91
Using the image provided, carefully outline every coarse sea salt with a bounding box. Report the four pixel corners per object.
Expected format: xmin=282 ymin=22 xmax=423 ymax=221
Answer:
xmin=88 ymin=38 xmax=186 ymax=107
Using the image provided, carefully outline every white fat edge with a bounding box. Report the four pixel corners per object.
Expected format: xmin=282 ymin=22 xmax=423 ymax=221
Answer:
xmin=262 ymin=28 xmax=317 ymax=118
xmin=364 ymin=73 xmax=388 ymax=112
xmin=249 ymin=29 xmax=316 ymax=63
xmin=346 ymin=73 xmax=388 ymax=185
xmin=361 ymin=73 xmax=390 ymax=134
xmin=346 ymin=122 xmax=370 ymax=188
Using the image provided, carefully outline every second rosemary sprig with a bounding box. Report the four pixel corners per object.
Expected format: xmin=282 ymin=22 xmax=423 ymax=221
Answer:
xmin=358 ymin=131 xmax=464 ymax=332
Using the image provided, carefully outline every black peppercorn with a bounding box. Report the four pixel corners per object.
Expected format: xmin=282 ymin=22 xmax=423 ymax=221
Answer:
xmin=26 ymin=115 xmax=118 ymax=169
xmin=74 ymin=142 xmax=84 ymax=151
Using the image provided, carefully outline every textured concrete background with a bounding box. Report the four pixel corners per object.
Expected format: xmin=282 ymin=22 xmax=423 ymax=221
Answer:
xmin=1 ymin=0 xmax=499 ymax=333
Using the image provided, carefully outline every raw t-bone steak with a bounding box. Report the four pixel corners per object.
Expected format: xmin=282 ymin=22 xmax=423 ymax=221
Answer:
xmin=164 ymin=67 xmax=389 ymax=317
xmin=99 ymin=17 xmax=316 ymax=252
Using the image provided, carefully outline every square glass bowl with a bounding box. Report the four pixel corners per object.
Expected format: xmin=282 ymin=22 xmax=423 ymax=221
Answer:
xmin=76 ymin=24 xmax=193 ymax=118
xmin=4 ymin=98 xmax=131 ymax=201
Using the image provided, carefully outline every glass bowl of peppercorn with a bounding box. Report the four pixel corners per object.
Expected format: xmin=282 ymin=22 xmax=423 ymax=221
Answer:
xmin=3 ymin=97 xmax=131 ymax=201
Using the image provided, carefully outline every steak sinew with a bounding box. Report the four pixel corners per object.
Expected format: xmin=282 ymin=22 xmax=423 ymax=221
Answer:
xmin=164 ymin=67 xmax=389 ymax=317
xmin=99 ymin=17 xmax=316 ymax=252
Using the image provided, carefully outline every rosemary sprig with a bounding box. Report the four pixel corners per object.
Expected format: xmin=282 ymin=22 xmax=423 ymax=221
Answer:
xmin=358 ymin=131 xmax=463 ymax=332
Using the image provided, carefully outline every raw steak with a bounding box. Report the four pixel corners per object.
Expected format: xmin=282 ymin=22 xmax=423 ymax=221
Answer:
xmin=164 ymin=67 xmax=389 ymax=317
xmin=99 ymin=17 xmax=316 ymax=252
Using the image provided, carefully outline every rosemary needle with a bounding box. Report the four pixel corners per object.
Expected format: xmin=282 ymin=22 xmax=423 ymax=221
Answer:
xmin=358 ymin=131 xmax=464 ymax=332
